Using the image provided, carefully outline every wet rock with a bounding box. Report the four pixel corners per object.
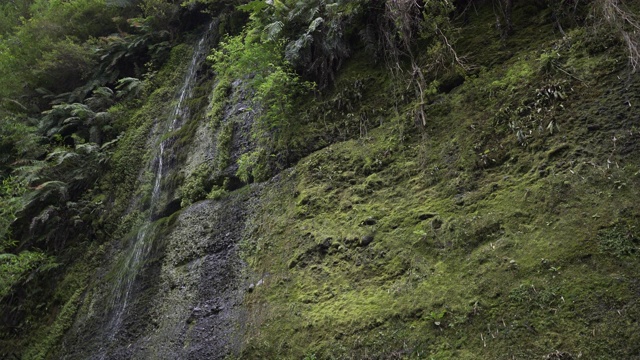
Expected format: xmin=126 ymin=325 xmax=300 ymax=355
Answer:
xmin=587 ymin=124 xmax=601 ymax=131
xmin=360 ymin=235 xmax=374 ymax=247
xmin=361 ymin=217 xmax=377 ymax=226
xmin=418 ymin=213 xmax=437 ymax=221
xmin=318 ymin=238 xmax=332 ymax=254
xmin=153 ymin=198 xmax=182 ymax=220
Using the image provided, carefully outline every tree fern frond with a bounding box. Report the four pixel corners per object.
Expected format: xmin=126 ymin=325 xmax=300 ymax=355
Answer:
xmin=69 ymin=104 xmax=94 ymax=120
xmin=62 ymin=117 xmax=82 ymax=126
xmin=85 ymin=87 xmax=114 ymax=111
xmin=115 ymin=77 xmax=143 ymax=99
xmin=93 ymin=112 xmax=112 ymax=125
xmin=264 ymin=21 xmax=285 ymax=41
xmin=106 ymin=0 xmax=135 ymax=7
xmin=101 ymin=136 xmax=120 ymax=150
xmin=308 ymin=17 xmax=324 ymax=32
xmin=0 ymin=253 xmax=18 ymax=261
xmin=75 ymin=143 xmax=100 ymax=155
xmin=29 ymin=205 xmax=58 ymax=234
xmin=21 ymin=181 xmax=69 ymax=214
xmin=285 ymin=33 xmax=313 ymax=62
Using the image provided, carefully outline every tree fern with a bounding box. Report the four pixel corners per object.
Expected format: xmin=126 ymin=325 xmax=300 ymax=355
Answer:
xmin=84 ymin=86 xmax=114 ymax=111
xmin=106 ymin=0 xmax=136 ymax=7
xmin=264 ymin=21 xmax=285 ymax=41
xmin=115 ymin=77 xmax=144 ymax=99
xmin=22 ymin=181 xmax=69 ymax=210
xmin=14 ymin=160 xmax=47 ymax=187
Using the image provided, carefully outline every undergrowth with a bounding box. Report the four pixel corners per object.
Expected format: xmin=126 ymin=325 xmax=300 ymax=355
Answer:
xmin=237 ymin=2 xmax=640 ymax=359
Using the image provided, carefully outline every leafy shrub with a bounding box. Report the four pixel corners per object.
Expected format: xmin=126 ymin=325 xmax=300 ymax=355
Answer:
xmin=236 ymin=148 xmax=269 ymax=183
xmin=178 ymin=163 xmax=213 ymax=207
xmin=0 ymin=251 xmax=58 ymax=299
xmin=209 ymin=28 xmax=313 ymax=173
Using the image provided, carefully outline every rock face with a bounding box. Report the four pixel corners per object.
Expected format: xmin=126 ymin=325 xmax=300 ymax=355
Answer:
xmin=55 ymin=21 xmax=259 ymax=359
xmin=134 ymin=191 xmax=256 ymax=359
xmin=60 ymin=190 xmax=256 ymax=360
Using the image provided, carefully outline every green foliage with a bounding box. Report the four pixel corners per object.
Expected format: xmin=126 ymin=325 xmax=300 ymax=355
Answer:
xmin=598 ymin=223 xmax=639 ymax=258
xmin=0 ymin=1 xmax=31 ymax=35
xmin=237 ymin=0 xmax=268 ymax=14
xmin=0 ymin=178 xmax=24 ymax=247
xmin=0 ymin=177 xmax=63 ymax=311
xmin=116 ymin=77 xmax=145 ymax=100
xmin=0 ymin=116 xmax=40 ymax=175
xmin=35 ymin=40 xmax=97 ymax=96
xmin=254 ymin=0 xmax=370 ymax=87
xmin=139 ymin=0 xmax=181 ymax=31
xmin=206 ymin=185 xmax=228 ymax=200
xmin=236 ymin=149 xmax=269 ymax=183
xmin=181 ymin=0 xmax=241 ymax=11
xmin=209 ymin=29 xmax=314 ymax=175
xmin=92 ymin=16 xmax=172 ymax=83
xmin=0 ymin=0 xmax=120 ymax=101
xmin=11 ymin=143 xmax=111 ymax=251
xmin=254 ymin=63 xmax=314 ymax=140
xmin=208 ymin=76 xmax=231 ymax=129
xmin=22 ymin=287 xmax=84 ymax=360
xmin=0 ymin=251 xmax=58 ymax=300
xmin=215 ymin=120 xmax=234 ymax=170
xmin=179 ymin=163 xmax=213 ymax=207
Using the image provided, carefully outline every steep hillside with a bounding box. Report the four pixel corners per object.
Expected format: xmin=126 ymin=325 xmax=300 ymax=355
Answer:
xmin=1 ymin=0 xmax=640 ymax=359
xmin=234 ymin=5 xmax=640 ymax=358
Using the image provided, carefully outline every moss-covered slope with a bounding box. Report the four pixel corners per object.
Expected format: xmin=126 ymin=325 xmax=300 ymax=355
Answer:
xmin=235 ymin=4 xmax=640 ymax=359
xmin=8 ymin=2 xmax=640 ymax=359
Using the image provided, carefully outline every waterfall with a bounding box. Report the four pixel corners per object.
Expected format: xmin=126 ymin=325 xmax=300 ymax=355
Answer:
xmin=100 ymin=21 xmax=216 ymax=357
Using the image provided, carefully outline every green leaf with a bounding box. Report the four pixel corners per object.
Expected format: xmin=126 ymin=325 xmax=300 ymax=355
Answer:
xmin=238 ymin=0 xmax=269 ymax=13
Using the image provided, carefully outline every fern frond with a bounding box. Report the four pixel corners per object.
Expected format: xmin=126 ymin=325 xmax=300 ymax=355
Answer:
xmin=29 ymin=205 xmax=58 ymax=234
xmin=106 ymin=0 xmax=135 ymax=7
xmin=308 ymin=17 xmax=324 ymax=32
xmin=116 ymin=77 xmax=143 ymax=99
xmin=264 ymin=21 xmax=285 ymax=41
xmin=46 ymin=149 xmax=80 ymax=166
xmin=93 ymin=112 xmax=112 ymax=125
xmin=75 ymin=143 xmax=100 ymax=155
xmin=285 ymin=33 xmax=313 ymax=62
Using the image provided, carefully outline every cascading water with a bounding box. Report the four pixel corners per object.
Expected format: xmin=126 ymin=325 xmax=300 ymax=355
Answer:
xmin=100 ymin=21 xmax=217 ymax=357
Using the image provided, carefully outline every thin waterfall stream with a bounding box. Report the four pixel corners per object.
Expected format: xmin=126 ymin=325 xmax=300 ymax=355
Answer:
xmin=101 ymin=21 xmax=216 ymax=356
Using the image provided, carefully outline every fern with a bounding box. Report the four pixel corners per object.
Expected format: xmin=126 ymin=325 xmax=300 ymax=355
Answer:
xmin=14 ymin=160 xmax=47 ymax=186
xmin=106 ymin=0 xmax=135 ymax=7
xmin=308 ymin=16 xmax=324 ymax=32
xmin=0 ymin=249 xmax=57 ymax=299
xmin=29 ymin=205 xmax=59 ymax=234
xmin=264 ymin=21 xmax=285 ymax=41
xmin=257 ymin=0 xmax=367 ymax=87
xmin=85 ymin=86 xmax=114 ymax=111
xmin=115 ymin=77 xmax=144 ymax=99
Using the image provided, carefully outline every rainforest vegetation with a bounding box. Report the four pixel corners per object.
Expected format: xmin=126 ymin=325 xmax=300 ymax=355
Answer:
xmin=1 ymin=0 xmax=640 ymax=358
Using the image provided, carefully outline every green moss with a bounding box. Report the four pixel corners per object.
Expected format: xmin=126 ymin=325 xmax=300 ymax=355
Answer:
xmin=23 ymin=288 xmax=84 ymax=360
xmin=103 ymin=43 xmax=199 ymax=233
xmin=236 ymin=2 xmax=640 ymax=358
xmin=215 ymin=119 xmax=234 ymax=171
xmin=178 ymin=163 xmax=214 ymax=207
xmin=209 ymin=76 xmax=232 ymax=130
xmin=490 ymin=61 xmax=535 ymax=91
xmin=597 ymin=222 xmax=639 ymax=258
xmin=206 ymin=185 xmax=228 ymax=200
